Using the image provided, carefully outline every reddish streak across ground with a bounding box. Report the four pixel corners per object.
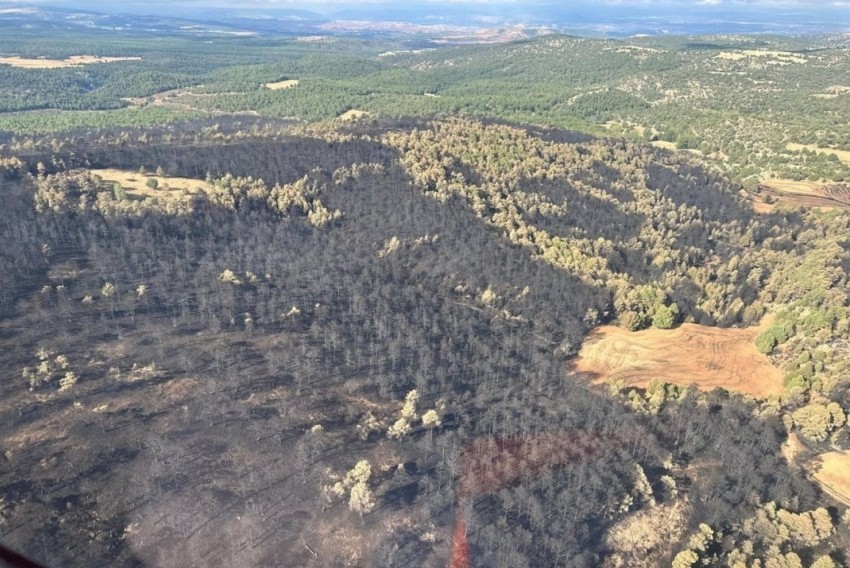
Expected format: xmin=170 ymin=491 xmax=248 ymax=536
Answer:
xmin=450 ymin=517 xmax=470 ymax=568
xmin=448 ymin=431 xmax=613 ymax=567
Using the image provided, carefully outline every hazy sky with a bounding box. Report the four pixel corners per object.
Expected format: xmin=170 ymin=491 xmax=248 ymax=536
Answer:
xmin=2 ymin=0 xmax=849 ymax=26
xmin=3 ymin=0 xmax=849 ymax=6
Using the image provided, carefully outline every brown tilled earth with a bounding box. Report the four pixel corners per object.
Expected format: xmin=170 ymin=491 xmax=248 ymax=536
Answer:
xmin=753 ymin=180 xmax=850 ymax=212
xmin=571 ymin=316 xmax=783 ymax=398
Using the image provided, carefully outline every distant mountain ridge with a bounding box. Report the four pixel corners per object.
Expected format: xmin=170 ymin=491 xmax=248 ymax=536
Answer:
xmin=1 ymin=3 xmax=848 ymax=38
xmin=0 ymin=5 xmax=270 ymax=36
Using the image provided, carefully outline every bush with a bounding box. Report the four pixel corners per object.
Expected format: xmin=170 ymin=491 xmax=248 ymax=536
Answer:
xmin=784 ymin=373 xmax=809 ymax=391
xmin=620 ymin=310 xmax=647 ymax=331
xmin=792 ymin=402 xmax=846 ymax=442
xmin=146 ymin=178 xmax=159 ymax=190
xmin=756 ymin=324 xmax=793 ymax=354
xmin=652 ymin=303 xmax=679 ymax=329
xmin=756 ymin=330 xmax=779 ymax=354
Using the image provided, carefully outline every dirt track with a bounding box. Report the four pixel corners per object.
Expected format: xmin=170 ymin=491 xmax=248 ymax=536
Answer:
xmin=571 ymin=316 xmax=783 ymax=398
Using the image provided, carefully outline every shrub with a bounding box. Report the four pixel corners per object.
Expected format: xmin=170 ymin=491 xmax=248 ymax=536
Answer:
xmin=755 ymin=330 xmax=778 ymax=354
xmin=652 ymin=303 xmax=679 ymax=329
xmin=756 ymin=324 xmax=792 ymax=354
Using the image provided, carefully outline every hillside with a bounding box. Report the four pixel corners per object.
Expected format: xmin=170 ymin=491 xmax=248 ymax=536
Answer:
xmin=1 ymin=118 xmax=849 ymax=566
xmin=1 ymin=28 xmax=850 ymax=190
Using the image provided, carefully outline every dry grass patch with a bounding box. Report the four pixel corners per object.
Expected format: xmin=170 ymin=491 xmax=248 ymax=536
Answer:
xmin=604 ymin=120 xmax=656 ymax=139
xmin=752 ymin=200 xmax=775 ymax=214
xmin=761 ymin=178 xmax=823 ymax=195
xmin=812 ymin=451 xmax=850 ymax=505
xmin=571 ymin=316 xmax=783 ymax=398
xmin=0 ymin=55 xmax=141 ymax=68
xmin=781 ymin=433 xmax=806 ymax=466
xmin=716 ymin=50 xmax=806 ymax=64
xmin=787 ymin=143 xmax=850 ymax=165
xmin=650 ymin=140 xmax=677 ymax=151
xmin=265 ymin=79 xmax=299 ymax=90
xmin=614 ymin=45 xmax=661 ymax=53
xmin=92 ymin=168 xmax=208 ymax=201
xmin=338 ymin=109 xmax=369 ymax=121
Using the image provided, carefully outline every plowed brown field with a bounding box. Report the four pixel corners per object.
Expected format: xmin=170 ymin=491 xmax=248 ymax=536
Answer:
xmin=754 ymin=179 xmax=850 ymax=212
xmin=571 ymin=316 xmax=783 ymax=398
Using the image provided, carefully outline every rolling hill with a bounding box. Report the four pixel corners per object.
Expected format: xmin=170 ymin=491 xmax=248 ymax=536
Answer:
xmin=1 ymin=117 xmax=849 ymax=566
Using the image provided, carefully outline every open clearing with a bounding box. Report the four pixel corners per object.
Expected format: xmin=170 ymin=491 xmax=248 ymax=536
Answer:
xmin=338 ymin=109 xmax=369 ymax=121
xmin=787 ymin=143 xmax=850 ymax=165
xmin=760 ymin=178 xmax=822 ymax=195
xmin=0 ymin=55 xmax=141 ymax=68
xmin=812 ymin=452 xmax=850 ymax=505
xmin=754 ymin=178 xmax=850 ymax=212
xmin=614 ymin=45 xmax=662 ymax=54
xmin=92 ymin=169 xmax=208 ymax=200
xmin=781 ymin=433 xmax=806 ymax=465
xmin=814 ymin=86 xmax=850 ymax=99
xmin=716 ymin=50 xmax=806 ymax=64
xmin=121 ymin=88 xmax=259 ymax=116
xmin=570 ymin=316 xmax=783 ymax=398
xmin=265 ymin=79 xmax=300 ymax=90
xmin=650 ymin=140 xmax=677 ymax=150
xmin=604 ymin=120 xmax=659 ymax=139
xmin=604 ymin=499 xmax=689 ymax=567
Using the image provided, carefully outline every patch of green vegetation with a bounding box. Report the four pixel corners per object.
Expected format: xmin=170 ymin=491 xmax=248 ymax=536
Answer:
xmin=2 ymin=30 xmax=850 ymax=184
xmin=756 ymin=322 xmax=793 ymax=354
xmin=0 ymin=107 xmax=200 ymax=133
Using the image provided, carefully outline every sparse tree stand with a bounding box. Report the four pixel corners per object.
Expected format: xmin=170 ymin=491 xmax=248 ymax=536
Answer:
xmin=326 ymin=460 xmax=376 ymax=516
xmin=388 ymin=389 xmax=419 ymax=439
xmin=348 ymin=480 xmax=375 ymax=516
xmin=672 ymin=550 xmax=699 ymax=568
